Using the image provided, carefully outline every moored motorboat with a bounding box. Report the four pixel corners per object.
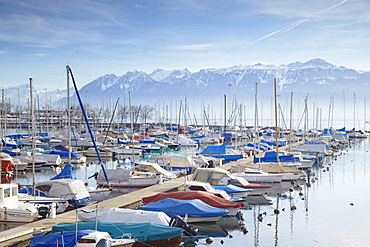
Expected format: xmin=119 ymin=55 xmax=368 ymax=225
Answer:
xmin=138 ymin=198 xmax=229 ymax=223
xmin=184 ymin=181 xmax=230 ymax=198
xmin=52 ymin=222 xmax=183 ymax=247
xmin=211 ymin=184 xmax=253 ymax=199
xmin=76 ymin=230 xmax=135 ymax=247
xmin=191 ymin=167 xmax=272 ymax=195
xmin=96 ymin=167 xmax=159 ymax=188
xmin=0 ymin=183 xmax=56 ymax=223
xmin=78 ymin=207 xmax=171 ymax=226
xmin=30 ymin=230 xmax=135 ymax=247
xmin=78 ymin=207 xmax=197 ymax=237
xmin=231 ymin=167 xmax=284 ymax=183
xmin=19 ymin=178 xmax=91 ymax=210
xmin=240 ymin=162 xmax=304 ymax=182
xmin=142 ymin=191 xmax=244 ymax=216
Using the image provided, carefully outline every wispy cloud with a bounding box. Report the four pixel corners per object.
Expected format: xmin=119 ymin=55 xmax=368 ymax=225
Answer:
xmin=29 ymin=53 xmax=48 ymax=57
xmin=170 ymin=44 xmax=215 ymax=51
xmin=243 ymin=0 xmax=348 ymax=48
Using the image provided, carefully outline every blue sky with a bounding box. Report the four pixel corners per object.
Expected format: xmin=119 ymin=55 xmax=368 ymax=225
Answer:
xmin=0 ymin=0 xmax=369 ymax=90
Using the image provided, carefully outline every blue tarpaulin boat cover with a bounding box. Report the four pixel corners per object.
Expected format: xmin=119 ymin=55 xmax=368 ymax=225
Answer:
xmin=137 ymin=198 xmax=228 ymax=218
xmin=49 ymin=149 xmax=83 ymax=158
xmin=211 ymin=184 xmax=253 ymax=194
xmin=1 ymin=149 xmax=21 ymax=156
xmin=200 ymin=143 xmax=243 ymax=162
xmin=53 ymin=145 xmax=69 ymax=152
xmin=253 ymin=151 xmax=299 ymax=163
xmin=200 ymin=143 xmax=227 ymax=155
xmin=52 ymin=222 xmax=183 ymax=242
xmin=30 ymin=230 xmax=95 ymax=247
xmin=50 ymin=164 xmax=73 ymax=180
xmin=1 ymin=139 xmax=23 ymax=148
xmin=6 ymin=134 xmax=28 ymax=139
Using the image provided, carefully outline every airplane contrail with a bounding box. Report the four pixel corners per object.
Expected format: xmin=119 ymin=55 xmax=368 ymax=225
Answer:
xmin=243 ymin=0 xmax=348 ymax=48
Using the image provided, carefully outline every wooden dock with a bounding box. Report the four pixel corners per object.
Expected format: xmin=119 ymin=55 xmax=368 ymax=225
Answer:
xmin=0 ymin=178 xmax=187 ymax=247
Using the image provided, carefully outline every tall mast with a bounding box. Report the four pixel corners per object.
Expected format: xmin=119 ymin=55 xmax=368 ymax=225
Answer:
xmin=289 ymin=91 xmax=293 ymax=147
xmin=30 ymin=78 xmax=36 ymax=195
xmin=274 ymin=78 xmax=279 ymax=163
xmin=254 ymin=82 xmax=259 ymax=162
xmin=67 ymin=66 xmax=71 ymax=165
xmin=128 ymin=91 xmax=135 ymax=161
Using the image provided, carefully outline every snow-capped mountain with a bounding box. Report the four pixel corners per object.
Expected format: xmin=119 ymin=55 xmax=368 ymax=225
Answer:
xmin=1 ymin=83 xmax=67 ymax=107
xmin=3 ymin=58 xmax=370 ymax=110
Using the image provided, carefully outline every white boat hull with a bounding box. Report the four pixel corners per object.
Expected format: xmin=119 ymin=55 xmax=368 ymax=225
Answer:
xmin=233 ymin=172 xmax=283 ymax=183
xmin=0 ymin=207 xmax=39 ymax=223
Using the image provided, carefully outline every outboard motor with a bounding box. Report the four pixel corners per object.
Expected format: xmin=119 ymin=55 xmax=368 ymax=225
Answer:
xmin=88 ymin=172 xmax=99 ymax=180
xmin=169 ymin=215 xmax=198 ymax=236
xmin=38 ymin=206 xmax=50 ymax=219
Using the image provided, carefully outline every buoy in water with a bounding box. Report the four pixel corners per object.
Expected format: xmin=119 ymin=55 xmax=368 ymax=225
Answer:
xmin=206 ymin=237 xmax=214 ymax=244
xmin=257 ymin=214 xmax=263 ymax=221
xmin=291 ymin=205 xmax=297 ymax=210
xmin=274 ymin=209 xmax=280 ymax=214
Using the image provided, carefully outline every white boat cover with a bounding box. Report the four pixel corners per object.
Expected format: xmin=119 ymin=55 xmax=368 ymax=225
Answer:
xmin=135 ymin=162 xmax=177 ymax=179
xmin=36 ymin=179 xmax=90 ymax=200
xmin=78 ymin=207 xmax=170 ymax=226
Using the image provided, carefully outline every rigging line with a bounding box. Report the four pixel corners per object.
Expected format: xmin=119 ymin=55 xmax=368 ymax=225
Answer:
xmin=103 ymin=97 xmax=120 ymax=145
xmin=278 ymin=103 xmax=288 ymax=130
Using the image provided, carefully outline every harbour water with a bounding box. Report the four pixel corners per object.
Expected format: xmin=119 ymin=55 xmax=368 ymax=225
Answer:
xmin=3 ymin=139 xmax=370 ymax=246
xmin=208 ymin=139 xmax=370 ymax=247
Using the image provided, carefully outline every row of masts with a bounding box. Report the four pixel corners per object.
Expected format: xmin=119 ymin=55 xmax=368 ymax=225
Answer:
xmin=1 ymin=79 xmax=369 ymax=133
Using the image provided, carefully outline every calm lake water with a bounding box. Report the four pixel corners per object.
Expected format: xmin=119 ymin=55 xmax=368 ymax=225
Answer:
xmin=207 ymin=138 xmax=370 ymax=247
xmin=4 ymin=138 xmax=370 ymax=247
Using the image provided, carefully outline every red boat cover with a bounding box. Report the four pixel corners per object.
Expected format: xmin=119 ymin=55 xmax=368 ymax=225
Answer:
xmin=142 ymin=191 xmax=244 ymax=209
xmin=1 ymin=160 xmax=14 ymax=172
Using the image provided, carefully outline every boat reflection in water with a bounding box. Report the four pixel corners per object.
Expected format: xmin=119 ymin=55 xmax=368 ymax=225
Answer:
xmin=183 ymin=215 xmax=248 ymax=245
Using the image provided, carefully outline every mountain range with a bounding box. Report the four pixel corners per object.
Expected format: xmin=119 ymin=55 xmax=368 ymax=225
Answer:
xmin=3 ymin=58 xmax=370 ymax=113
